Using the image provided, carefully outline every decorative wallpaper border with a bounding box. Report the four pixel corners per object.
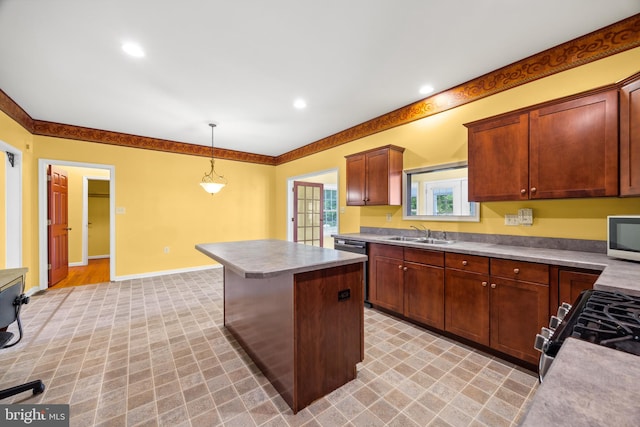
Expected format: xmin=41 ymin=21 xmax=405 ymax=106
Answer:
xmin=1 ymin=14 xmax=639 ymax=166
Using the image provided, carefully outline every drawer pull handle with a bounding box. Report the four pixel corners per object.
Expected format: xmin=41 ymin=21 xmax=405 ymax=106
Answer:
xmin=481 ymin=281 xmax=487 ymax=287
xmin=514 ymin=268 xmax=520 ymax=274
xmin=491 ymin=283 xmax=497 ymax=289
xmin=462 ymin=260 xmax=468 ymax=266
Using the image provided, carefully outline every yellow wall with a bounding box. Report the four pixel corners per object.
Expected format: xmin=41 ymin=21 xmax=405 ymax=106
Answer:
xmin=275 ymin=47 xmax=640 ymax=241
xmin=88 ymin=180 xmax=110 ymax=257
xmin=32 ymin=136 xmax=276 ymax=283
xmin=63 ymin=166 xmax=110 ymax=263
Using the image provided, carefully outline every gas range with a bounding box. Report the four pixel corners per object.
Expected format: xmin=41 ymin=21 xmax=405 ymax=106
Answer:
xmin=535 ymin=289 xmax=640 ymax=381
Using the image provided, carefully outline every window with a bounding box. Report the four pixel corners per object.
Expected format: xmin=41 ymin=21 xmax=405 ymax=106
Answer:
xmin=403 ymin=162 xmax=479 ymax=222
xmin=323 ymin=188 xmax=337 ymax=234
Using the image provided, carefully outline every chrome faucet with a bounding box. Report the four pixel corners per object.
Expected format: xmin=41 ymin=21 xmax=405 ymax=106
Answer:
xmin=410 ymin=225 xmax=430 ymax=238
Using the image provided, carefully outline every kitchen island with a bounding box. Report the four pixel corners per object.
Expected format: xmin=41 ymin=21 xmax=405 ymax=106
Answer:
xmin=196 ymin=240 xmax=367 ymax=413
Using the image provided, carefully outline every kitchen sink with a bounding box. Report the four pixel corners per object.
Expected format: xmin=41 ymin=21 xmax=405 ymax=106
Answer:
xmin=385 ymin=236 xmax=423 ymax=242
xmin=384 ymin=236 xmax=454 ymax=245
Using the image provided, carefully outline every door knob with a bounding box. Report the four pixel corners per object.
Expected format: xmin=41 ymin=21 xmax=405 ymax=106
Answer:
xmin=531 ymin=187 xmax=537 ymax=193
xmin=64 ymin=227 xmax=72 ymax=231
xmin=481 ymin=281 xmax=487 ymax=287
xmin=491 ymin=283 xmax=497 ymax=289
xmin=513 ymin=268 xmax=520 ymax=274
xmin=520 ymin=189 xmax=527 ymax=195
xmin=462 ymin=260 xmax=468 ymax=266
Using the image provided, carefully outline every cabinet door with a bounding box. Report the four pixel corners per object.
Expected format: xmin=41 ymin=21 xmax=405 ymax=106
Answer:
xmin=365 ymin=149 xmax=391 ymax=205
xmin=368 ymin=243 xmax=404 ymax=313
xmin=346 ymin=154 xmax=366 ymax=206
xmin=444 ymin=269 xmax=489 ymax=345
xmin=489 ymin=278 xmax=549 ymax=365
xmin=529 ymin=90 xmax=619 ymax=199
xmin=620 ymin=77 xmax=640 ymax=196
xmin=467 ymin=113 xmax=529 ymax=201
xmin=404 ymin=262 xmax=444 ymax=329
xmin=558 ymin=270 xmax=598 ymax=305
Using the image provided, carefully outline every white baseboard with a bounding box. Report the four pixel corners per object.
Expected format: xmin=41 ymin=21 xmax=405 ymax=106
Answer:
xmin=88 ymin=255 xmax=110 ymax=260
xmin=114 ymin=264 xmax=222 ymax=281
xmin=69 ymin=262 xmax=84 ymax=267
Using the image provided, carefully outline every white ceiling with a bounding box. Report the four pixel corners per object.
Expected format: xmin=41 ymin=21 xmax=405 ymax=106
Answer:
xmin=1 ymin=1 xmax=639 ymax=157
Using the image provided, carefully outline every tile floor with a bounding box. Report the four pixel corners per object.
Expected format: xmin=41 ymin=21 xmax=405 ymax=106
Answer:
xmin=0 ymin=268 xmax=538 ymax=426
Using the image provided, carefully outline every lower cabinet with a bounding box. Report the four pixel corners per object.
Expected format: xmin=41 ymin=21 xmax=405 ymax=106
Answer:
xmin=369 ymin=243 xmax=555 ymax=366
xmin=404 ymin=248 xmax=445 ymax=329
xmin=444 ymin=254 xmax=549 ymax=365
xmin=368 ymin=244 xmax=404 ymax=313
xmin=369 ymin=243 xmax=444 ymax=328
xmin=558 ymin=268 xmax=599 ymax=305
xmin=444 ymin=268 xmax=490 ymax=345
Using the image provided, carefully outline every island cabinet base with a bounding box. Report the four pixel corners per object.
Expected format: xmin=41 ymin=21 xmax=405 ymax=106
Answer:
xmin=223 ymin=262 xmax=364 ymax=413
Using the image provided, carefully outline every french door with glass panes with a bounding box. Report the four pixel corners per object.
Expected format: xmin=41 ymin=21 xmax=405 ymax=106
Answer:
xmin=293 ymin=181 xmax=324 ymax=247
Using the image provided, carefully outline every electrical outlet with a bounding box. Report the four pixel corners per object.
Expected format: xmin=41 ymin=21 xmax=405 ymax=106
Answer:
xmin=386 ymin=213 xmax=392 ymax=222
xmin=504 ymin=214 xmax=519 ymax=226
xmin=163 ymin=246 xmax=170 ymax=254
xmin=518 ymin=208 xmax=533 ymax=226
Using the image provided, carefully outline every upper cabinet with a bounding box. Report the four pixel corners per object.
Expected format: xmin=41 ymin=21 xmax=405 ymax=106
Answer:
xmin=620 ymin=74 xmax=640 ymax=196
xmin=465 ymin=88 xmax=619 ymax=202
xmin=345 ymin=145 xmax=404 ymax=206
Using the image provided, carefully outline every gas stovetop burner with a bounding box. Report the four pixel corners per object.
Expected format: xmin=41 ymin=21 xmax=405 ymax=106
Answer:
xmin=570 ymin=291 xmax=640 ymax=356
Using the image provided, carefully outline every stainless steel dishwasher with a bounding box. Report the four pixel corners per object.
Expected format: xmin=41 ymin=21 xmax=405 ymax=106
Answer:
xmin=334 ymin=239 xmax=370 ymax=308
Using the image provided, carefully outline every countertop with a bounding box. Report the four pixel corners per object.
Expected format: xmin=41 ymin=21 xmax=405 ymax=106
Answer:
xmin=519 ymin=338 xmax=640 ymax=427
xmin=334 ymin=232 xmax=640 ymax=426
xmin=196 ymin=239 xmax=367 ymax=278
xmin=333 ymin=233 xmax=640 ymax=295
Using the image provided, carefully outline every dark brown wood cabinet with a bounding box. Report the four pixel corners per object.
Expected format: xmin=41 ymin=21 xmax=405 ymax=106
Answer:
xmin=345 ymin=145 xmax=404 ymax=206
xmin=403 ymin=248 xmax=444 ymax=329
xmin=558 ymin=269 xmax=599 ymax=306
xmin=444 ymin=253 xmax=490 ymax=344
xmin=368 ymin=243 xmax=404 ymax=312
xmin=620 ymin=74 xmax=640 ymax=196
xmin=489 ymin=259 xmax=549 ymax=365
xmin=466 ymin=88 xmax=619 ymax=201
xmin=368 ymin=243 xmax=445 ymax=328
xmin=444 ymin=255 xmax=549 ymax=364
xmin=467 ymin=113 xmax=529 ymax=202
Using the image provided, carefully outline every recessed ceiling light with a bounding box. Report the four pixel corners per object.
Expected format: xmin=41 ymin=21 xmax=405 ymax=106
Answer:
xmin=293 ymin=99 xmax=307 ymax=109
xmin=419 ymin=85 xmax=434 ymax=95
xmin=122 ymin=42 xmax=145 ymax=58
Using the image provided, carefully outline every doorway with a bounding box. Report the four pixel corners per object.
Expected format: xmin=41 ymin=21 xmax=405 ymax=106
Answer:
xmin=38 ymin=159 xmax=115 ymax=291
xmin=287 ymin=168 xmax=338 ymax=248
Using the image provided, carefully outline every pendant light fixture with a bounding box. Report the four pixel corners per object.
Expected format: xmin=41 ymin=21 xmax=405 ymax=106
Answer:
xmin=200 ymin=123 xmax=227 ymax=194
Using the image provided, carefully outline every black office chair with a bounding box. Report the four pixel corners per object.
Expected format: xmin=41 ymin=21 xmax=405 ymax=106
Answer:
xmin=0 ymin=276 xmax=45 ymax=400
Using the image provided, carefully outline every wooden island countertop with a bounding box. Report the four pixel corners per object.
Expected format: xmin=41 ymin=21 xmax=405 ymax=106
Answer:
xmin=196 ymin=240 xmax=367 ymax=413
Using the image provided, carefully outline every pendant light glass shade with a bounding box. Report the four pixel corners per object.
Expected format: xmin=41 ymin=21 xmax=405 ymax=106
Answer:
xmin=201 ymin=123 xmax=227 ymax=194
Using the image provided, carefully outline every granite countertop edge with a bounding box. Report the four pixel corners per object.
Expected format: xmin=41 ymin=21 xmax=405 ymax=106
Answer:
xmin=196 ymin=240 xmax=367 ymax=279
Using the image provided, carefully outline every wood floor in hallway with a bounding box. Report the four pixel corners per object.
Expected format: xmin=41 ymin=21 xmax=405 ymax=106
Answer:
xmin=52 ymin=258 xmax=110 ymax=288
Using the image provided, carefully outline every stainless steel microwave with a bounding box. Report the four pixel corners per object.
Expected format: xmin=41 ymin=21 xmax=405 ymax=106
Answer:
xmin=607 ymin=215 xmax=640 ymax=262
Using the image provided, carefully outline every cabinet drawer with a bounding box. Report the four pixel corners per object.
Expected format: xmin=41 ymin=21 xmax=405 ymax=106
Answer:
xmin=490 ymin=259 xmax=549 ymax=284
xmin=404 ymin=248 xmax=444 ymax=267
xmin=445 ymin=253 xmax=489 ymax=274
xmin=369 ymin=243 xmax=403 ymax=259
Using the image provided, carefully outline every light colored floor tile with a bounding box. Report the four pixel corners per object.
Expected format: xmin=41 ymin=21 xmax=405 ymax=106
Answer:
xmin=0 ymin=269 xmax=538 ymax=426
